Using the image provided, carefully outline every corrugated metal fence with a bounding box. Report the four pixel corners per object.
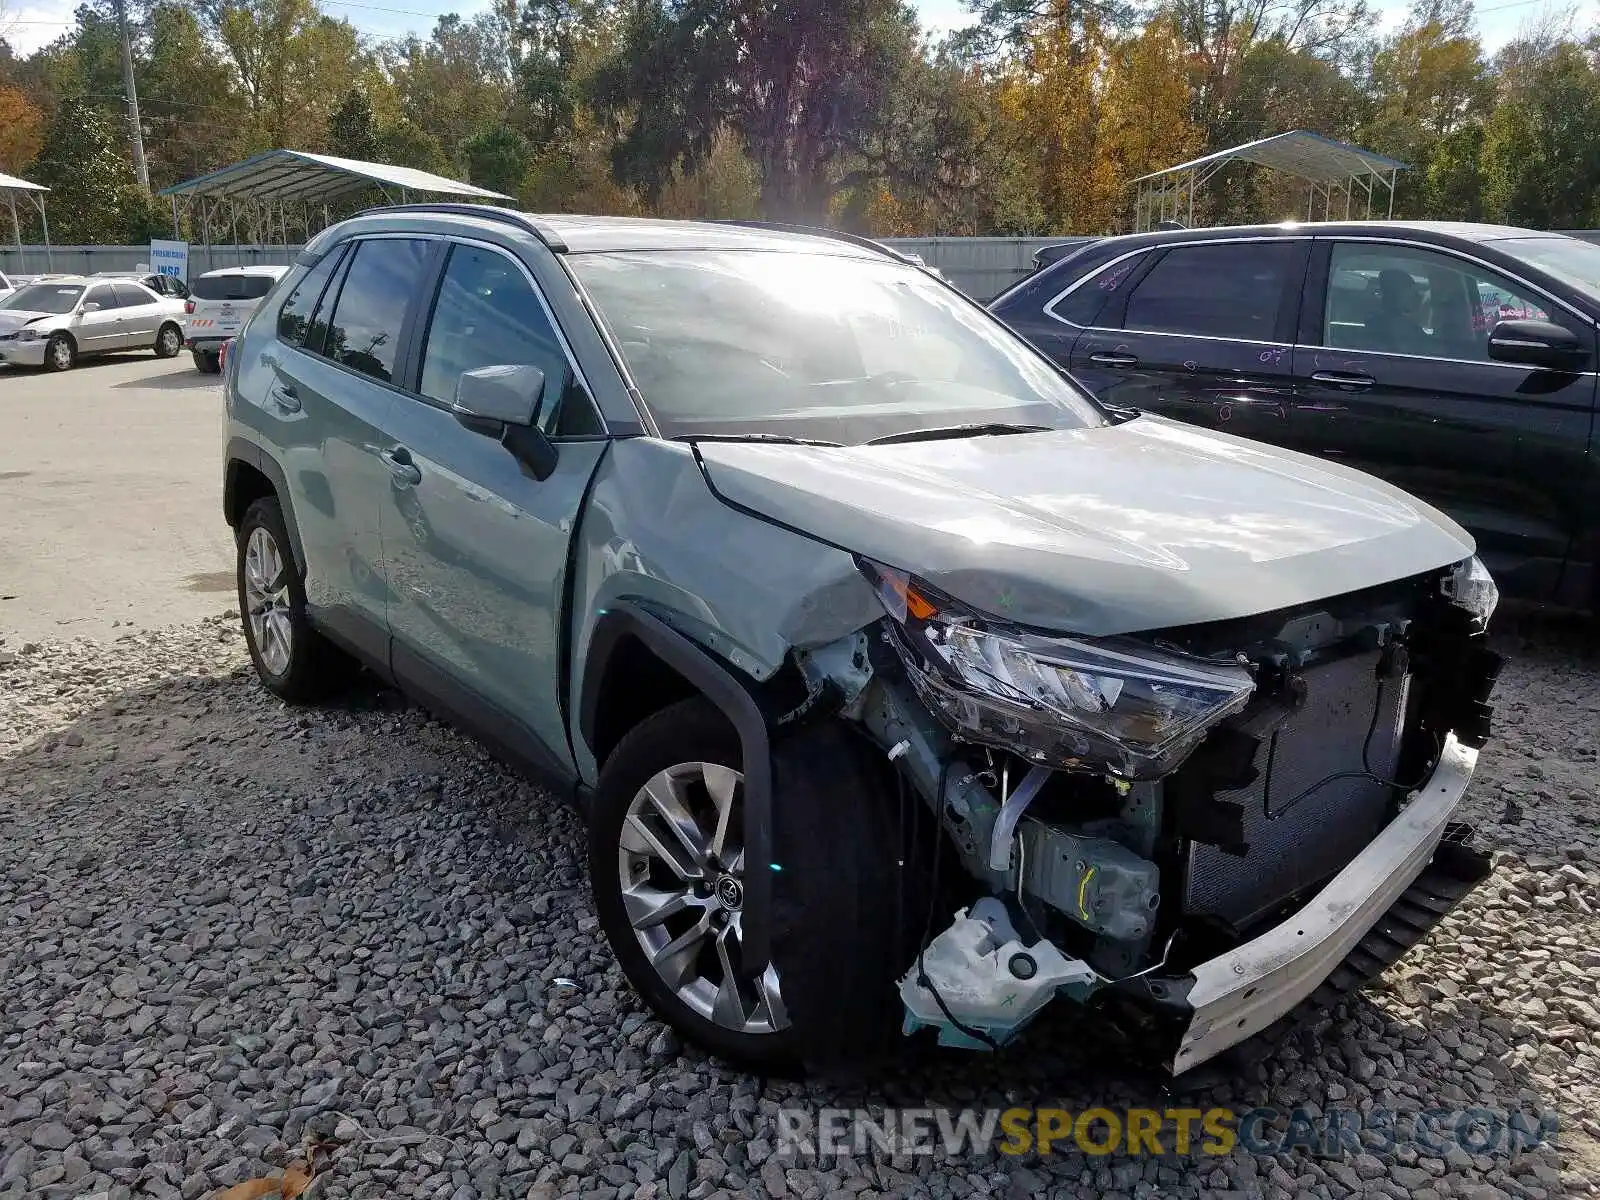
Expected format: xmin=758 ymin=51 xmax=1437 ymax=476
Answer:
xmin=0 ymin=238 xmax=1055 ymax=299
xmin=5 ymin=231 xmax=1599 ymax=302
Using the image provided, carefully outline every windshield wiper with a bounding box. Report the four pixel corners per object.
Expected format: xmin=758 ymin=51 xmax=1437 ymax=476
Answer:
xmin=866 ymin=422 xmax=1055 ymax=446
xmin=676 ymin=433 xmax=844 ymax=448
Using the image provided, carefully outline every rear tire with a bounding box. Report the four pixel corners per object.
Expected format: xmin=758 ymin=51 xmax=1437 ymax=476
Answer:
xmin=44 ymin=333 xmax=74 ymax=372
xmin=235 ymin=496 xmax=351 ymax=703
xmin=193 ymin=350 xmax=220 ymax=373
xmin=590 ymin=698 xmax=924 ymax=1070
xmin=154 ymin=322 xmax=183 ymax=358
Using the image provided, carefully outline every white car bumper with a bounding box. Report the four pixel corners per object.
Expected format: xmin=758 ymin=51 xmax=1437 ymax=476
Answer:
xmin=1172 ymin=734 xmax=1478 ymax=1073
xmin=0 ymin=338 xmax=49 ymax=367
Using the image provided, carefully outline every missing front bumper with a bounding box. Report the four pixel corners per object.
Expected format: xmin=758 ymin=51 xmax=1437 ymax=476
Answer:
xmin=1170 ymin=733 xmax=1480 ymax=1073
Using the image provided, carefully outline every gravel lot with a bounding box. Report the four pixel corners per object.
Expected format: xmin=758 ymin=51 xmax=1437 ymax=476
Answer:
xmin=2 ymin=604 xmax=1598 ymax=1200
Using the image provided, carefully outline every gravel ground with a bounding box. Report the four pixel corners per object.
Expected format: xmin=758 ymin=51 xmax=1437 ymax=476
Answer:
xmin=2 ymin=609 xmax=1599 ymax=1200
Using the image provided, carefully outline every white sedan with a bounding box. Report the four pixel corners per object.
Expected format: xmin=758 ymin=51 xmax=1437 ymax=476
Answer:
xmin=0 ymin=277 xmax=188 ymax=371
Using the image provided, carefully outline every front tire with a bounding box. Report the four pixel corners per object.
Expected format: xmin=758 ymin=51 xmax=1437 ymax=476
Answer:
xmin=154 ymin=323 xmax=183 ymax=358
xmin=235 ymin=497 xmax=350 ymax=702
xmin=590 ymin=699 xmax=923 ymax=1070
xmin=44 ymin=333 xmax=75 ymax=372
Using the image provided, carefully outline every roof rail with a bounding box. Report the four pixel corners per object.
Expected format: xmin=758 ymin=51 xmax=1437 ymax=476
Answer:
xmin=356 ymin=203 xmax=570 ymax=252
xmin=714 ymin=219 xmax=917 ymax=264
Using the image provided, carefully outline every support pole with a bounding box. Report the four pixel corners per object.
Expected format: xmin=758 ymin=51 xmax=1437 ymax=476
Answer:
xmin=37 ymin=196 xmax=52 ymax=272
xmin=7 ymin=193 xmax=19 ymax=273
xmin=114 ymin=0 xmax=151 ymax=192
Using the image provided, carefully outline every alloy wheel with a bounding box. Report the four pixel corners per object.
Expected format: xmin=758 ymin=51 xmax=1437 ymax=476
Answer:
xmin=243 ymin=526 xmax=293 ymax=676
xmin=49 ymin=338 xmax=72 ymax=371
xmin=158 ymin=326 xmax=181 ymax=356
xmin=617 ymin=761 xmax=788 ymax=1035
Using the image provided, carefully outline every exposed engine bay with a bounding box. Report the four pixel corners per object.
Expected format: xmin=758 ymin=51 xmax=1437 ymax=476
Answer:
xmin=795 ymin=554 xmax=1502 ymax=1070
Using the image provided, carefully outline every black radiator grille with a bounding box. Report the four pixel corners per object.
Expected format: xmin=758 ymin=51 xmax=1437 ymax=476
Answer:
xmin=1183 ymin=650 xmax=1409 ymax=930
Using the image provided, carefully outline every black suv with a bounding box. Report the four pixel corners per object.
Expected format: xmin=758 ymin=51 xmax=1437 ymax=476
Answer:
xmin=992 ymin=222 xmax=1600 ymax=609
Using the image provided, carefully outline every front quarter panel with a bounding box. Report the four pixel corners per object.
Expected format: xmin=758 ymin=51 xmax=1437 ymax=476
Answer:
xmin=567 ymin=436 xmax=881 ymax=785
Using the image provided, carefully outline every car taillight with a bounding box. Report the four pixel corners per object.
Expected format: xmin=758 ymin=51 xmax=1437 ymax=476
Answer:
xmin=219 ymin=339 xmax=233 ymax=373
xmin=184 ymin=300 xmax=195 ymax=314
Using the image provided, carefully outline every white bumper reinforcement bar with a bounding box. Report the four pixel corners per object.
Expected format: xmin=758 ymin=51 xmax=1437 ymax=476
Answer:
xmin=1173 ymin=733 xmax=1478 ymax=1073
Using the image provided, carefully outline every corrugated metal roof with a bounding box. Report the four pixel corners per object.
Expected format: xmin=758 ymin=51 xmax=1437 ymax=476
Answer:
xmin=1131 ymin=131 xmax=1407 ymax=186
xmin=159 ymin=150 xmax=510 ymax=203
xmin=0 ymin=172 xmax=49 ymax=194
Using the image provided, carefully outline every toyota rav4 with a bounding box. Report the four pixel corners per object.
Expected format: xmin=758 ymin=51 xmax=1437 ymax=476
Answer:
xmin=223 ymin=206 xmax=1500 ymax=1073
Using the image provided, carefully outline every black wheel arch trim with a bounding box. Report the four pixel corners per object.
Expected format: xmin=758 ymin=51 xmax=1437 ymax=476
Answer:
xmin=224 ymin=436 xmax=306 ymax=578
xmin=580 ymin=600 xmax=774 ymax=974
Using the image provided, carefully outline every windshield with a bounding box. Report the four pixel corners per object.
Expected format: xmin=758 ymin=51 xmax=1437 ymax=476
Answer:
xmin=1493 ymin=237 xmax=1600 ymax=297
xmin=569 ymin=250 xmax=1105 ymax=444
xmin=192 ymin=274 xmax=276 ymax=301
xmin=0 ymin=284 xmax=83 ymax=314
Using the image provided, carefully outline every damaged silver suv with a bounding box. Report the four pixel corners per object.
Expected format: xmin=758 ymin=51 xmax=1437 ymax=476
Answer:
xmin=222 ymin=207 xmax=1501 ymax=1075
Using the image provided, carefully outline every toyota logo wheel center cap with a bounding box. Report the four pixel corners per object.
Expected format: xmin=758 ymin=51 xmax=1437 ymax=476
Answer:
xmin=714 ymin=875 xmax=744 ymax=910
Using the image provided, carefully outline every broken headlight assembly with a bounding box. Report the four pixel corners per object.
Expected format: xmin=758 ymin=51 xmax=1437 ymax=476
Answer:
xmin=1443 ymin=555 xmax=1498 ymax=629
xmin=860 ymin=560 xmax=1255 ymax=780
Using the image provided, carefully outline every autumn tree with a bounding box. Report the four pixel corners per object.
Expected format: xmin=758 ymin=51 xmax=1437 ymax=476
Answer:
xmin=0 ymin=83 xmax=43 ymax=173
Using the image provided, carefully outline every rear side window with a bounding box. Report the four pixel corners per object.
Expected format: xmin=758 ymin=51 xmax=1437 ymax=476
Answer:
xmin=1123 ymin=242 xmax=1298 ymax=341
xmin=193 ymin=274 xmax=276 ymax=301
xmin=419 ymin=244 xmax=603 ymax=435
xmin=114 ymin=282 xmax=153 ymax=307
xmin=277 ymin=251 xmax=345 ymax=347
xmin=1048 ymin=253 xmax=1147 ymax=327
xmin=322 ymin=239 xmax=431 ymax=383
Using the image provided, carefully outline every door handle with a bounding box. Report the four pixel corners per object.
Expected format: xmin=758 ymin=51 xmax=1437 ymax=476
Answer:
xmin=270 ymin=383 xmax=301 ymax=412
xmin=1089 ymin=352 xmax=1139 ymax=369
xmin=380 ymin=447 xmax=422 ymax=486
xmin=1310 ymin=371 xmax=1374 ymax=390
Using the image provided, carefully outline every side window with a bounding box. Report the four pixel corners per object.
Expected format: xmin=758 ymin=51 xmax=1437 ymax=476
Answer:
xmin=1047 ymin=253 xmax=1147 ymax=327
xmin=83 ymin=285 xmax=117 ymax=310
xmin=114 ymin=283 xmax=153 ymax=307
xmin=1123 ymin=242 xmax=1298 ymax=341
xmin=322 ymin=239 xmax=431 ymax=383
xmin=420 ymin=244 xmax=603 ymax=436
xmin=1324 ymin=242 xmax=1550 ymax=361
xmin=276 ymin=249 xmax=345 ymax=347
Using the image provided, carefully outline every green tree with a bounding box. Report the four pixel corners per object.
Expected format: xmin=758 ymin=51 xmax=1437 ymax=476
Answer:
xmin=462 ymin=123 xmax=533 ymax=195
xmin=326 ymin=87 xmax=377 ymax=158
xmin=138 ymin=3 xmax=252 ymax=187
xmin=1481 ymin=39 xmax=1600 ymax=227
xmin=385 ymin=12 xmax=515 ymax=160
xmin=28 ymin=98 xmax=151 ymax=240
xmin=593 ymin=0 xmax=921 ymax=219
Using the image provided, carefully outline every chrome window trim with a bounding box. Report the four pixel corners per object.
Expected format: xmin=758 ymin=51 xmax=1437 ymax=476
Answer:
xmin=415 ymin=234 xmax=605 ymax=437
xmin=1304 ymin=343 xmax=1599 ymax=378
xmin=1041 ymin=235 xmax=1312 ymax=332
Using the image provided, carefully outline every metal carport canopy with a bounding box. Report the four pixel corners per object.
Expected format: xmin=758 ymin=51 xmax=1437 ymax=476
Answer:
xmin=1 ymin=171 xmax=51 ymax=272
xmin=1130 ymin=131 xmax=1407 ymax=187
xmin=1129 ymin=130 xmax=1407 ymax=230
xmin=159 ymin=149 xmax=511 ymax=204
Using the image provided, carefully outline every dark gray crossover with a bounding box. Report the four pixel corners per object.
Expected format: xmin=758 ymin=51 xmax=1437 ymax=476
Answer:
xmin=223 ymin=206 xmax=1501 ymax=1073
xmin=992 ymin=221 xmax=1600 ymax=610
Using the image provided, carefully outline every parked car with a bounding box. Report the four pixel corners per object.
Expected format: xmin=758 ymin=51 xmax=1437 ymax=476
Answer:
xmin=92 ymin=269 xmax=192 ymax=300
xmin=186 ymin=265 xmax=290 ymax=372
xmin=224 ymin=206 xmax=1500 ymax=1073
xmin=0 ymin=276 xmax=186 ymax=370
xmin=991 ymin=222 xmax=1600 ymax=610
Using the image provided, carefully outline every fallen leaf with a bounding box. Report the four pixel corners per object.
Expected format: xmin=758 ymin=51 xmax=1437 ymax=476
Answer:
xmin=281 ymin=1160 xmax=315 ymax=1199
xmin=215 ymin=1180 xmax=282 ymax=1200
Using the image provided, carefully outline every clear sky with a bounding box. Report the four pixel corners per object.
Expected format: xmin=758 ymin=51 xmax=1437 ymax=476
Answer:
xmin=0 ymin=0 xmax=1573 ymax=66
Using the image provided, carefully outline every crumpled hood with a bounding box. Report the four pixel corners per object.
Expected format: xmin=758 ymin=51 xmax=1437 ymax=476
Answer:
xmin=694 ymin=416 xmax=1474 ymax=636
xmin=0 ymin=310 xmax=62 ymax=333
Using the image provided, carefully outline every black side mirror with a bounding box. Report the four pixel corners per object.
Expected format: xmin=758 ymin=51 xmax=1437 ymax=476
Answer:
xmin=1487 ymin=319 xmax=1590 ymax=372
